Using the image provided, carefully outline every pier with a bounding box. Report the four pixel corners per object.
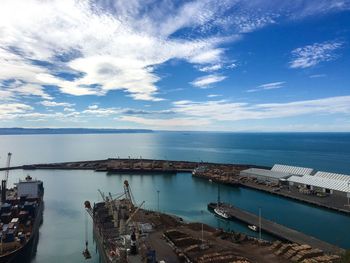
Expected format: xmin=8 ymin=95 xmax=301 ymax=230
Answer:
xmin=208 ymin=202 xmax=344 ymax=254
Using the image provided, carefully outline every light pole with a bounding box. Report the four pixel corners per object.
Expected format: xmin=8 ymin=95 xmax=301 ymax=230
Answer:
xmin=258 ymin=207 xmax=262 ymax=241
xmin=201 ymin=210 xmax=204 ymax=243
xmin=346 ymin=182 xmax=350 ymax=209
xmin=157 ymin=190 xmax=160 ymax=213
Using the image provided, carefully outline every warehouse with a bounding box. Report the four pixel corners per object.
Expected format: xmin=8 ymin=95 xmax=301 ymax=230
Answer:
xmin=240 ymin=168 xmax=293 ymax=183
xmin=240 ymin=164 xmax=314 ymax=184
xmin=288 ymin=175 xmax=350 ymax=198
xmin=313 ymin=171 xmax=350 ymax=182
xmin=271 ymin=164 xmax=315 ymax=176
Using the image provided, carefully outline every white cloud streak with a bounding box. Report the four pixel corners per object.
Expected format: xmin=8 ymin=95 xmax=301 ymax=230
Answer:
xmin=289 ymin=41 xmax=343 ymax=69
xmin=40 ymin=101 xmax=74 ymax=107
xmin=247 ymin=81 xmax=285 ymax=92
xmin=172 ymin=96 xmax=350 ymax=121
xmin=191 ymin=74 xmax=226 ymax=89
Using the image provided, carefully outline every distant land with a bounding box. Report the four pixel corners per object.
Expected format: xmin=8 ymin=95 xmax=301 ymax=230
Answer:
xmin=0 ymin=128 xmax=153 ymax=135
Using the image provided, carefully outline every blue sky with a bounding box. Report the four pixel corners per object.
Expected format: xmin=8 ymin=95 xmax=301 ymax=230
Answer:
xmin=1 ymin=0 xmax=350 ymax=131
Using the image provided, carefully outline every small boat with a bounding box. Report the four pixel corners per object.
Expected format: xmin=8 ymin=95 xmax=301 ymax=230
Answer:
xmin=214 ymin=207 xmax=230 ymax=219
xmin=208 ymin=179 xmax=213 ymax=183
xmin=248 ymin=225 xmax=258 ymax=232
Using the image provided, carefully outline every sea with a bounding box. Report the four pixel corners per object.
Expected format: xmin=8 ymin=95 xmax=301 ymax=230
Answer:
xmin=0 ymin=132 xmax=349 ymax=262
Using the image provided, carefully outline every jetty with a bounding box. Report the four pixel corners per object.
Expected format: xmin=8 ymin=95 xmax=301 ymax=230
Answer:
xmin=208 ymin=202 xmax=344 ymax=254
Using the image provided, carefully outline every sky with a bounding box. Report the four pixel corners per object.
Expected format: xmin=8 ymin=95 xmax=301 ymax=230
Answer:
xmin=1 ymin=0 xmax=350 ymax=131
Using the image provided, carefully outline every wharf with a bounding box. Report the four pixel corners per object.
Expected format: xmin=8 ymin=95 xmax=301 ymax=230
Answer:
xmin=239 ymin=180 xmax=350 ymax=215
xmin=208 ymin=202 xmax=345 ymax=255
xmin=4 ymin=158 xmax=251 ymax=175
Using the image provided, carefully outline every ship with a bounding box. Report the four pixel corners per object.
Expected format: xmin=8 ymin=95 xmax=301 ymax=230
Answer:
xmin=0 ymin=175 xmax=44 ymax=263
xmin=84 ymin=180 xmax=161 ymax=263
xmin=213 ymin=207 xmax=230 ymax=219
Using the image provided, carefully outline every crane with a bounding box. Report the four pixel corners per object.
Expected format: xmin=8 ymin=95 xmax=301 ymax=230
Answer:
xmin=1 ymin=153 xmax=12 ymax=203
xmin=123 ymin=180 xmax=135 ymax=208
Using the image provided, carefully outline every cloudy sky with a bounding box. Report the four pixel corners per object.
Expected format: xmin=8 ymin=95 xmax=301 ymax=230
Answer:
xmin=1 ymin=0 xmax=350 ymax=131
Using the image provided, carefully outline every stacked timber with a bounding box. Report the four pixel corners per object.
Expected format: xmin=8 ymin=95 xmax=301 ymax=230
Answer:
xmin=274 ymin=243 xmax=298 ymax=256
xmin=291 ymin=248 xmax=323 ymax=262
xmin=283 ymin=245 xmax=312 ymax=259
xmin=195 ymin=251 xmax=250 ymax=263
xmin=301 ymin=254 xmax=341 ymax=262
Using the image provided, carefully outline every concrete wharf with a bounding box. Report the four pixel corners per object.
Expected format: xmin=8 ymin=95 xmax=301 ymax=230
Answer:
xmin=208 ymin=202 xmax=344 ymax=255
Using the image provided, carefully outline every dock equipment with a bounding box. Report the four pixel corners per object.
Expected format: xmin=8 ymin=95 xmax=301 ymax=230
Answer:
xmin=1 ymin=152 xmax=12 ymax=203
xmin=207 ymin=202 xmax=344 ymax=254
xmin=82 ymin=211 xmax=91 ymax=259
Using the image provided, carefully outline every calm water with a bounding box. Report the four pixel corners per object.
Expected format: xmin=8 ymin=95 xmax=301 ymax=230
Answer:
xmin=1 ymin=132 xmax=350 ymax=262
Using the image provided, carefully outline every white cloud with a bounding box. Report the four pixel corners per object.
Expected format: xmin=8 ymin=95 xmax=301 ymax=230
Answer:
xmin=63 ymin=107 xmax=75 ymax=112
xmin=119 ymin=116 xmax=210 ymax=129
xmin=0 ymin=103 xmax=33 ymax=120
xmin=207 ymin=94 xmax=222 ymax=98
xmin=40 ymin=101 xmax=74 ymax=107
xmin=289 ymin=41 xmax=343 ymax=69
xmin=247 ymin=81 xmax=285 ymax=92
xmin=82 ymin=107 xmax=120 ymax=117
xmin=199 ymin=64 xmax=222 ymax=72
xmin=172 ymin=96 xmax=350 ymax=122
xmin=0 ymin=0 xmax=347 ymax=104
xmin=189 ymin=49 xmax=225 ymax=64
xmin=0 ymin=78 xmax=52 ymax=101
xmin=309 ymin=74 xmax=327 ymax=78
xmin=88 ymin=105 xmax=99 ymax=110
xmin=0 ymin=0 xmax=239 ymax=101
xmin=191 ymin=74 xmax=226 ymax=88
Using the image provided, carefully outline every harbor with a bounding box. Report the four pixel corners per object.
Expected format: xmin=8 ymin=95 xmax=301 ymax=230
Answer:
xmin=2 ymin=157 xmax=350 ymax=262
xmin=7 ymin=158 xmax=350 ymax=215
xmin=3 ymin=163 xmax=350 ymax=262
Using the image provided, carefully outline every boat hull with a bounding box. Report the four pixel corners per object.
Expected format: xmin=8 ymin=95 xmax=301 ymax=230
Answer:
xmin=0 ymin=201 xmax=43 ymax=263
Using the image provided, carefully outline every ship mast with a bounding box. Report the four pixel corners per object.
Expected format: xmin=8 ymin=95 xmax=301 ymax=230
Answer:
xmin=217 ymin=184 xmax=221 ymax=207
xmin=1 ymin=152 xmax=12 ymax=203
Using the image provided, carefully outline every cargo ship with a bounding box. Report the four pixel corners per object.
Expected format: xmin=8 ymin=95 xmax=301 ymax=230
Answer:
xmin=0 ymin=175 xmax=44 ymax=263
xmin=84 ymin=180 xmax=161 ymax=263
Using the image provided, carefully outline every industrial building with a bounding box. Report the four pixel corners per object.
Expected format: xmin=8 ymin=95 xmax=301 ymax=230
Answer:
xmin=288 ymin=173 xmax=350 ymax=198
xmin=240 ymin=164 xmax=314 ymax=184
xmin=240 ymin=164 xmax=350 ymax=197
xmin=271 ymin=164 xmax=315 ymax=176
xmin=240 ymin=168 xmax=293 ymax=183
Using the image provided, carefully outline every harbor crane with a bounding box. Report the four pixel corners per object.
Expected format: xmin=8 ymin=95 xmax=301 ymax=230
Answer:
xmin=1 ymin=152 xmax=12 ymax=203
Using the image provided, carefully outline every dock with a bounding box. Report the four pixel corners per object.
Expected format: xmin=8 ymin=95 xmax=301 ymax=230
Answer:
xmin=208 ymin=202 xmax=344 ymax=254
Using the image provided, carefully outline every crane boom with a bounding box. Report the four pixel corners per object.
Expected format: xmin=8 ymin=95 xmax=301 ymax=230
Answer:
xmin=125 ymin=201 xmax=145 ymax=226
xmin=98 ymin=189 xmax=106 ymax=202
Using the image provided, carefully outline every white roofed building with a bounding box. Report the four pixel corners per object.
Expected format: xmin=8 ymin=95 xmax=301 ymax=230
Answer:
xmin=271 ymin=164 xmax=315 ymax=176
xmin=240 ymin=168 xmax=294 ymax=183
xmin=240 ymin=164 xmax=314 ymax=184
xmin=288 ymin=175 xmax=350 ymax=197
xmin=313 ymin=171 xmax=350 ymax=182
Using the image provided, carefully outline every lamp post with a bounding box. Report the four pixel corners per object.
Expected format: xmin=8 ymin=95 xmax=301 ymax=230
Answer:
xmin=346 ymin=182 xmax=350 ymax=209
xmin=201 ymin=210 xmax=204 ymax=243
xmin=157 ymin=190 xmax=160 ymax=213
xmin=259 ymin=207 xmax=262 ymax=241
